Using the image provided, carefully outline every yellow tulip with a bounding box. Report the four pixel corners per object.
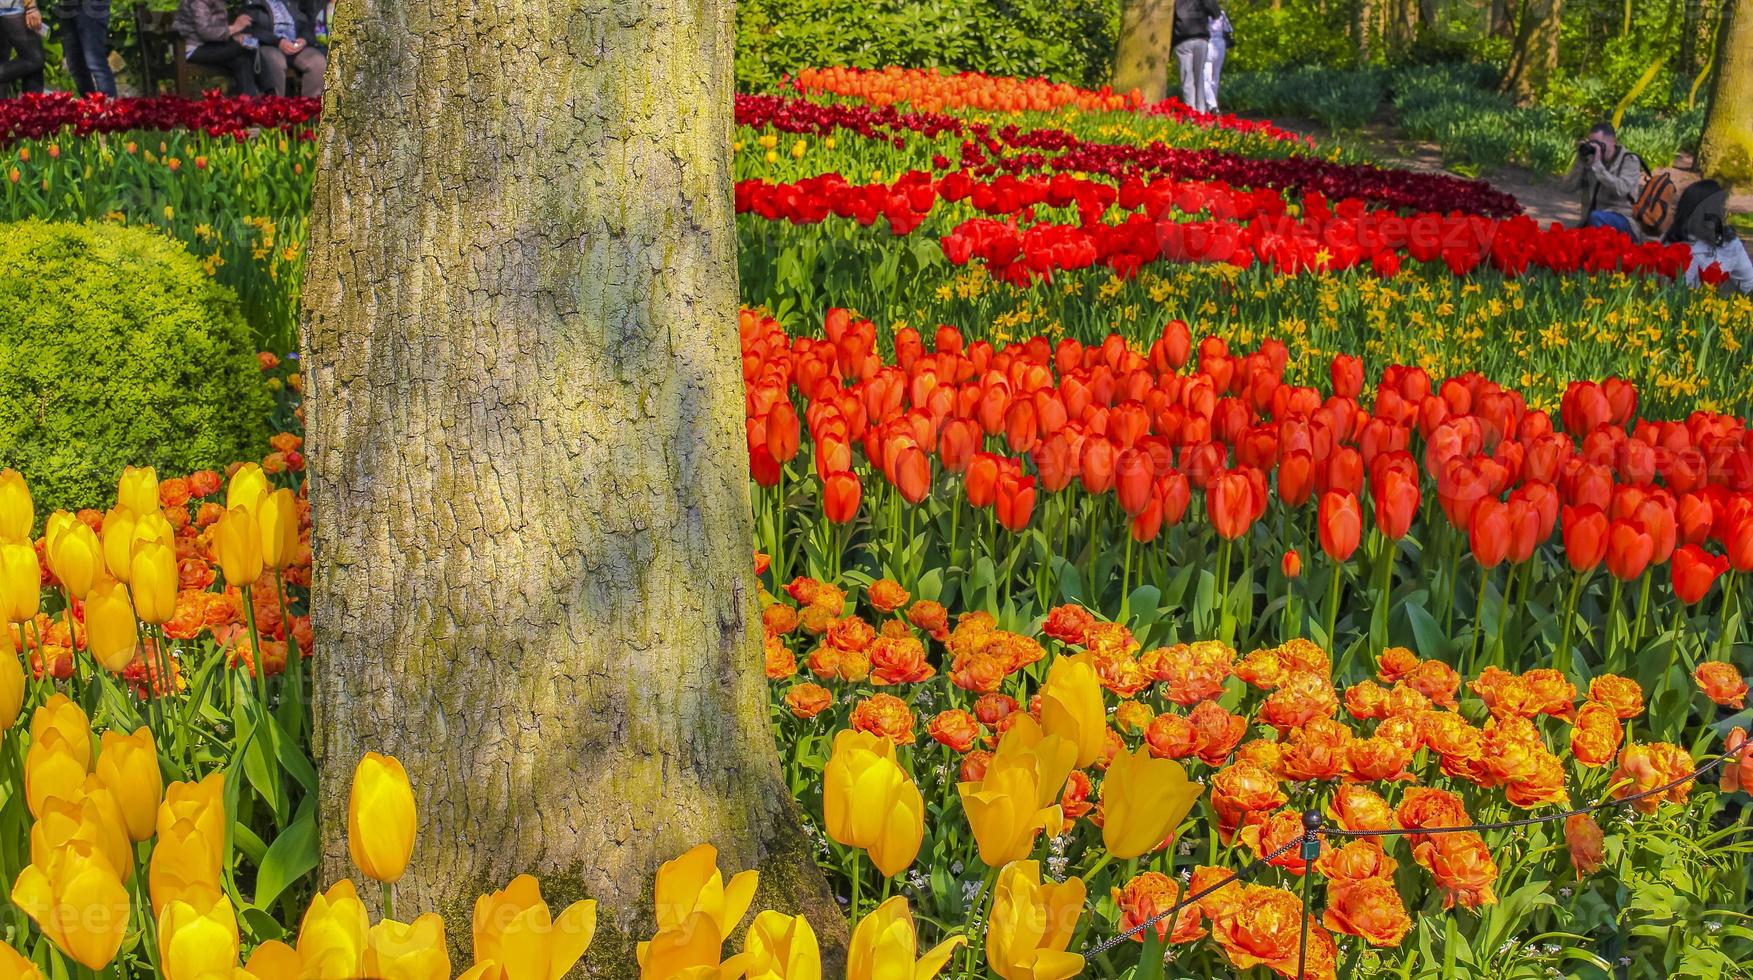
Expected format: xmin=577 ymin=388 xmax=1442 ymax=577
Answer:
xmin=131 ymin=509 xmax=176 ymax=553
xmin=33 ymin=693 xmax=93 ymax=764
xmin=956 ymin=765 xmax=1061 ymax=869
xmin=149 ymin=817 xmax=223 ymax=916
xmin=348 ymin=752 xmax=416 ymax=883
xmin=847 ymin=896 xmax=963 ymax=980
xmin=228 ymin=463 xmax=270 ymax=514
xmin=822 ymin=729 xmax=924 ymax=877
xmin=84 ymin=580 xmax=139 ymax=673
xmin=46 ymin=514 xmax=101 ymax=600
xmin=159 ymin=889 xmax=241 ymax=980
xmin=259 ymin=488 xmax=300 ymax=570
xmin=637 ymin=911 xmax=750 ymax=980
xmin=0 ymin=939 xmax=42 ymax=979
xmin=215 ymin=505 xmax=264 ymax=589
xmin=1100 ymin=745 xmax=1203 ymax=860
xmin=157 ymin=773 xmax=227 ymax=868
xmin=363 ymin=913 xmax=451 ymax=980
xmin=25 ymin=729 xmax=89 ymax=818
xmin=743 ymin=910 xmax=821 ymax=980
xmin=117 ymin=466 xmax=160 ymax=517
xmin=987 ymin=716 xmax=1077 ymax=808
xmin=651 ymin=843 xmax=759 ymax=938
xmin=296 ymin=879 xmax=369 ymax=979
xmin=0 ymin=644 xmax=23 ymax=730
xmin=101 ymin=506 xmax=138 ymax=583
xmin=985 ymin=861 xmax=1086 ymax=980
xmin=129 ymin=541 xmax=178 ymax=625
xmin=11 ymin=839 xmax=131 ymax=969
xmin=0 ymin=468 xmax=33 ymax=541
xmin=0 ymin=541 xmax=40 ymax=623
xmin=97 ymin=726 xmax=163 ymax=842
xmin=243 ymin=940 xmax=304 ymax=980
xmin=31 ymin=785 xmax=132 ymax=883
xmin=1038 ymin=656 xmax=1107 ymax=768
xmin=469 ymin=874 xmax=597 ymax=980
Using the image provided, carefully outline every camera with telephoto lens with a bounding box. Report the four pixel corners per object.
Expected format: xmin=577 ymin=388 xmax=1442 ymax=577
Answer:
xmin=1577 ymin=140 xmax=1598 ymax=159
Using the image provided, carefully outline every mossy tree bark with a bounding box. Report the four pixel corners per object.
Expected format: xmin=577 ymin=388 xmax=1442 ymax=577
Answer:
xmin=1113 ymin=0 xmax=1178 ymax=103
xmin=1699 ymin=0 xmax=1753 ymax=185
xmin=1499 ymin=0 xmax=1563 ymax=104
xmin=298 ymin=2 xmax=843 ymax=975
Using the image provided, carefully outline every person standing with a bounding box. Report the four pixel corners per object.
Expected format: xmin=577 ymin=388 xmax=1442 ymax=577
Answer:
xmin=174 ymin=0 xmax=260 ymax=95
xmin=1203 ymin=7 xmax=1232 ymax=113
xmin=244 ymin=0 xmax=323 ymax=97
xmin=54 ymin=0 xmax=115 ymax=97
xmin=1173 ymin=0 xmax=1222 ymax=113
xmin=0 ymin=0 xmax=46 ymax=95
xmin=1560 ymin=121 xmax=1645 ymax=236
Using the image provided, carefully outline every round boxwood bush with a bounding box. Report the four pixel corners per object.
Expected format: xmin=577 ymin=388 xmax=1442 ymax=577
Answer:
xmin=0 ymin=219 xmax=272 ymax=514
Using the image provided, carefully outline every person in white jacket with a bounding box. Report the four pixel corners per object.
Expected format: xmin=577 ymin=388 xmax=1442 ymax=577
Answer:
xmin=1666 ymin=180 xmax=1753 ymax=295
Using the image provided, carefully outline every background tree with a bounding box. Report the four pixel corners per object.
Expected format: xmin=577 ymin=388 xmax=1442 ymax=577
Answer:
xmin=1499 ymin=0 xmax=1564 ymax=103
xmin=1699 ymin=0 xmax=1751 ymax=183
xmin=298 ymin=1 xmax=843 ymax=974
xmin=1113 ymin=0 xmax=1179 ymax=101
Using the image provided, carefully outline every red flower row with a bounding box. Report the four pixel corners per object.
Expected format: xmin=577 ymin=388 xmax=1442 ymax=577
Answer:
xmin=0 ymin=92 xmax=320 ymax=147
xmin=740 ymin=308 xmax=1753 ymax=593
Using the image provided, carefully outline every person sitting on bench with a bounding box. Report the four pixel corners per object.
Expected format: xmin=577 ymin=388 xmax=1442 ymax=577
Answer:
xmin=173 ymin=0 xmax=260 ymax=96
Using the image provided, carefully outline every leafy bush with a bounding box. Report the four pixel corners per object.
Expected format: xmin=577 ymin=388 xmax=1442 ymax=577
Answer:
xmin=0 ymin=219 xmax=270 ymax=511
xmin=736 ymin=0 xmax=1120 ymax=91
xmin=1225 ymin=0 xmax=1357 ymax=72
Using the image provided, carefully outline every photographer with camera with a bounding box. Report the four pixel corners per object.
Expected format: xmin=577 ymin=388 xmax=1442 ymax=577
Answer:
xmin=1561 ymin=122 xmax=1646 ymax=237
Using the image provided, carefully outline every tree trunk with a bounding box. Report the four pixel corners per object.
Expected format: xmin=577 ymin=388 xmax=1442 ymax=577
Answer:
xmin=298 ymin=2 xmax=844 ymax=976
xmin=1700 ymin=0 xmax=1753 ymax=184
xmin=1489 ymin=0 xmax=1514 ymax=39
xmin=1499 ymin=0 xmax=1563 ymax=104
xmin=1354 ymin=0 xmax=1378 ymax=65
xmin=1386 ymin=0 xmax=1420 ymax=56
xmin=1113 ymin=0 xmax=1178 ymax=102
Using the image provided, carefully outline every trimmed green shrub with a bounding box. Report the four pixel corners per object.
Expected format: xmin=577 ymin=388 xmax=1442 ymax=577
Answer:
xmin=736 ymin=0 xmax=1120 ymax=91
xmin=0 ymin=219 xmax=271 ymax=513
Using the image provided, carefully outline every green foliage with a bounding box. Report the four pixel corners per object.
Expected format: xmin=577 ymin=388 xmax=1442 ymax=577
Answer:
xmin=0 ymin=219 xmax=270 ymax=512
xmin=1227 ymin=0 xmax=1362 ymax=73
xmin=734 ymin=0 xmax=1121 ymax=91
xmin=1221 ymin=67 xmax=1388 ymax=131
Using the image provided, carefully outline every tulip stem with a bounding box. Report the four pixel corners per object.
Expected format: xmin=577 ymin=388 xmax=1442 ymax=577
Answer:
xmin=849 ymin=848 xmax=862 ymax=920
xmin=1716 ymin=571 xmax=1740 ymax=660
xmin=1323 ymin=559 xmax=1342 ymax=651
xmin=1120 ymin=533 xmax=1134 ymax=623
xmin=274 ymin=573 xmax=303 ymax=740
xmin=1557 ymin=570 xmax=1586 ymax=676
xmin=1468 ymin=564 xmax=1489 ymax=677
xmin=1632 ymin=572 xmax=1652 ymax=650
xmin=1606 ymin=577 xmax=1624 ymax=670
xmin=382 ymin=879 xmax=395 ymax=922
xmin=61 ymin=589 xmax=85 ymax=704
xmin=242 ymin=583 xmax=269 ymax=716
xmin=960 ymin=864 xmax=1002 ymax=979
xmin=1492 ymin=565 xmax=1514 ymax=667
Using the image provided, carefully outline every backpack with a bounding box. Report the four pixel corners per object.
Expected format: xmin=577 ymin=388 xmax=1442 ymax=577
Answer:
xmin=1633 ymin=167 xmax=1697 ymax=237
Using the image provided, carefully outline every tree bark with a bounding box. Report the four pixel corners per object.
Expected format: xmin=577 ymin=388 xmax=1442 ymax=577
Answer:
xmin=298 ymin=2 xmax=844 ymax=976
xmin=1354 ymin=0 xmax=1378 ymax=65
xmin=1112 ymin=0 xmax=1178 ymax=103
xmin=1489 ymin=0 xmax=1514 ymax=39
xmin=1700 ymin=0 xmax=1753 ymax=184
xmin=1499 ymin=0 xmax=1563 ymax=104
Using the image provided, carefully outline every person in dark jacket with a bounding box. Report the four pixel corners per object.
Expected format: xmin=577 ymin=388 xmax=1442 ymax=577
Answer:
xmin=0 ymin=0 xmax=46 ymax=96
xmin=53 ymin=0 xmax=114 ymax=96
xmin=1172 ymin=0 xmax=1221 ymax=113
xmin=174 ymin=0 xmax=260 ymax=95
xmin=243 ymin=0 xmax=322 ymax=97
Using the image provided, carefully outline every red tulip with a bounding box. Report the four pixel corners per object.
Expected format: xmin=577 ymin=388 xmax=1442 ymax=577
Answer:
xmin=1278 ymin=450 xmax=1315 ymax=508
xmin=1671 ymin=544 xmax=1729 ymax=604
xmin=1369 ymin=453 xmax=1420 ymax=540
xmin=894 ymin=446 xmax=932 ymax=504
xmin=1469 ymin=498 xmax=1511 ymax=568
xmin=1208 ymin=470 xmax=1257 ymax=540
xmin=1321 ymin=446 xmax=1364 ymax=497
xmin=1330 ymin=354 xmax=1364 ymax=399
xmin=1678 ymin=492 xmax=1713 ymax=546
xmin=1606 ymin=518 xmax=1655 ymax=581
xmin=1033 ymin=432 xmax=1076 ymax=493
xmin=1158 ymin=472 xmax=1192 ymax=526
xmin=766 ymin=402 xmax=801 ymax=463
xmin=995 ymin=473 xmax=1036 ymax=532
xmin=938 ymin=418 xmax=979 ymax=473
xmin=1282 ymin=549 xmax=1303 ymax=578
xmin=1116 ymin=449 xmax=1153 ymax=516
xmin=750 ymin=445 xmax=781 ymax=487
xmin=1561 ymin=505 xmax=1609 ymax=571
xmin=824 ymin=471 xmax=861 ymax=524
xmin=1081 ymin=438 xmax=1118 ymax=494
xmin=1130 ymin=489 xmax=1164 ymax=543
xmin=1318 ymin=489 xmax=1363 ymax=561
xmin=966 ymin=453 xmax=1002 ymax=508
xmin=1727 ymin=514 xmax=1753 ymax=573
